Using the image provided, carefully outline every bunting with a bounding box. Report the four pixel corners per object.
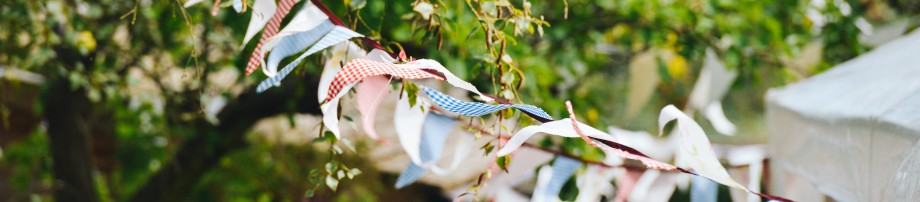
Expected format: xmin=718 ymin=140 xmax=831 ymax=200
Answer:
xmin=244 ymin=0 xmax=300 ymax=76
xmin=255 ymin=26 xmax=364 ymax=93
xmin=260 ymin=2 xmax=332 ymax=77
xmin=233 ymin=1 xmax=793 ymax=200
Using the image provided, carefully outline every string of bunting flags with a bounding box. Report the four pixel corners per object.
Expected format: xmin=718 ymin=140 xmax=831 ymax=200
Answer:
xmin=225 ymin=0 xmax=792 ymax=201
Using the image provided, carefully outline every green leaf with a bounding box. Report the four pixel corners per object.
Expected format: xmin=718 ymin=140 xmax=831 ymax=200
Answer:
xmin=481 ymin=141 xmax=494 ymax=155
xmin=347 ymin=168 xmax=362 ymax=179
xmin=305 ymin=188 xmax=315 ymax=197
xmin=404 ymin=82 xmax=420 ymax=107
xmin=325 ymin=175 xmax=339 ymax=192
xmin=325 ymin=162 xmax=337 ymax=174
xmin=496 ymin=156 xmax=510 ymax=172
xmin=309 ymin=169 xmax=322 ymax=184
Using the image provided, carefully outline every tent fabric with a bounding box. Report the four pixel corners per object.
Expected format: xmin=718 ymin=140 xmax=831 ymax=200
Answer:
xmin=766 ymin=30 xmax=920 ymax=201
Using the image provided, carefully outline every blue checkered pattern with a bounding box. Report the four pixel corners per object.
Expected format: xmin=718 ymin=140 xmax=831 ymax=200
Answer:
xmin=543 ymin=156 xmax=581 ymax=201
xmin=422 ymin=87 xmax=554 ymax=121
xmin=264 ymin=20 xmax=334 ymax=76
xmin=394 ymin=113 xmax=456 ymax=189
xmin=256 ymin=26 xmax=363 ymax=93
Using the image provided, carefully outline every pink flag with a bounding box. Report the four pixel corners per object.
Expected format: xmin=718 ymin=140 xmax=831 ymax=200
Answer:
xmin=355 ymin=75 xmax=391 ymax=139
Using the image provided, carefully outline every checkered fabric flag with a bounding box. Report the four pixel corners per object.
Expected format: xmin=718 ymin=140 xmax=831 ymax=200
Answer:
xmin=323 ymin=59 xmax=445 ymax=102
xmin=394 ymin=113 xmax=456 ymax=189
xmin=541 ymin=157 xmax=581 ymax=201
xmin=244 ymin=0 xmax=301 ymax=76
xmin=566 ymin=101 xmax=677 ymax=170
xmin=591 ymin=138 xmax=678 ymax=170
xmin=256 ymin=26 xmax=363 ymax=93
xmin=421 ymin=86 xmax=554 ymax=121
xmin=262 ymin=20 xmax=334 ymax=77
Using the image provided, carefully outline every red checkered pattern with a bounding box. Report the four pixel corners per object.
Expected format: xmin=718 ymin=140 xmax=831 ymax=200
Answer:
xmin=210 ymin=0 xmax=222 ymax=16
xmin=325 ymin=59 xmax=444 ymax=102
xmin=566 ymin=101 xmax=601 ymax=148
xmin=244 ymin=0 xmax=300 ymax=76
xmin=604 ymin=147 xmax=677 ymax=170
xmin=566 ymin=101 xmax=677 ymax=170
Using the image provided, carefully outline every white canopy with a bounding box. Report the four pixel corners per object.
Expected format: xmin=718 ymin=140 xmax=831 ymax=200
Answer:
xmin=766 ymin=30 xmax=920 ymax=201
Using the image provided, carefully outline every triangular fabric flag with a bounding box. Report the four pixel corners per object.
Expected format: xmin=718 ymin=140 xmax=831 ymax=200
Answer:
xmin=319 ymin=82 xmax=354 ymax=138
xmin=394 ymin=113 xmax=457 ymax=188
xmin=244 ymin=0 xmax=301 ymax=76
xmin=532 ymin=165 xmax=554 ymax=202
xmin=629 ymin=170 xmax=678 ymax=202
xmin=691 ymin=175 xmax=719 ymax=202
xmin=563 ymin=103 xmax=678 ymax=170
xmin=564 ymin=101 xmax=600 ymax=148
xmin=625 ymin=50 xmax=660 ymax=119
xmin=574 ymin=165 xmax=616 ymax=202
xmin=686 ymin=48 xmax=738 ymax=135
xmin=316 ymin=43 xmax=369 ymax=138
xmin=495 ymin=118 xmax=616 ymax=156
xmin=317 ymin=42 xmax=368 ymax=102
xmin=355 ymin=75 xmax=390 ymax=140
xmin=608 ymin=126 xmax=674 ymax=162
xmin=241 ymin=0 xmax=277 ymax=46
xmin=428 ymin=133 xmax=475 ymax=175
xmin=231 ymin=0 xmax=243 ymax=13
xmin=260 ymin=2 xmax=332 ymax=76
xmin=261 ymin=20 xmax=334 ymax=76
xmin=422 ymin=86 xmax=553 ymax=121
xmin=322 ymin=59 xmax=445 ymax=102
xmin=184 ymin=0 xmax=206 ymax=8
xmin=210 ymin=0 xmax=222 ymax=16
xmin=614 ymin=167 xmax=646 ymax=202
xmin=532 ymin=157 xmax=580 ymax=202
xmin=657 ymin=105 xmax=745 ymax=190
xmin=255 ymin=27 xmax=364 ymax=93
xmin=393 ymin=89 xmax=430 ymax=165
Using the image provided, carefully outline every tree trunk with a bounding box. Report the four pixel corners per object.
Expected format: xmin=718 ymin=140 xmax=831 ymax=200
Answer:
xmin=130 ymin=75 xmax=322 ymax=201
xmin=44 ymin=80 xmax=100 ymax=202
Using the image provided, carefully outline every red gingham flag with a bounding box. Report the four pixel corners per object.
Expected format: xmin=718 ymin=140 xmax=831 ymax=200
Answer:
xmin=244 ymin=0 xmax=300 ymax=76
xmin=566 ymin=101 xmax=677 ymax=170
xmin=325 ymin=59 xmax=444 ymax=102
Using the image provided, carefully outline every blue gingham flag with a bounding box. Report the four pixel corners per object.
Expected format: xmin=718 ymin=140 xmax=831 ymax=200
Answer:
xmin=542 ymin=156 xmax=581 ymax=201
xmin=263 ymin=20 xmax=334 ymax=77
xmin=421 ymin=86 xmax=553 ymax=121
xmin=394 ymin=113 xmax=456 ymax=189
xmin=256 ymin=26 xmax=363 ymax=93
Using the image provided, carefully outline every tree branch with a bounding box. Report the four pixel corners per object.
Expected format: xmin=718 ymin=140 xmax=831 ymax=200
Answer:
xmin=129 ymin=74 xmax=322 ymax=202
